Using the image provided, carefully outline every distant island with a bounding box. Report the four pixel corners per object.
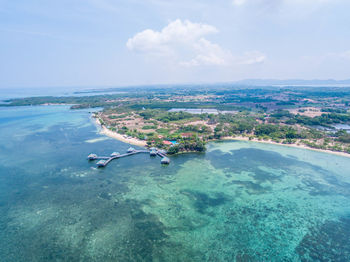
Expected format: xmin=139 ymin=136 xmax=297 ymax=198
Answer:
xmin=233 ymin=78 xmax=350 ymax=86
xmin=2 ymin=84 xmax=350 ymax=156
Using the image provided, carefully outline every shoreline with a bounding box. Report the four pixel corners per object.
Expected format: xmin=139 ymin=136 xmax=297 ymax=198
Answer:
xmin=92 ymin=115 xmax=350 ymax=158
xmin=93 ymin=117 xmax=147 ymax=147
xmin=223 ymin=136 xmax=350 ymax=158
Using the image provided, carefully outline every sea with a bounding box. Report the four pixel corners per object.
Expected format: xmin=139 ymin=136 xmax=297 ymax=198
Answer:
xmin=1 ymin=105 xmax=350 ymax=261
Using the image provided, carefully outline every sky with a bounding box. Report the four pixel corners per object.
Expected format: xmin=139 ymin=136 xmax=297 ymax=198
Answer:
xmin=0 ymin=0 xmax=350 ymax=88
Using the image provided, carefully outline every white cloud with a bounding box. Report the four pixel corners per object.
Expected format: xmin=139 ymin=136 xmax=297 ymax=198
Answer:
xmin=230 ymin=0 xmax=337 ymax=12
xmin=127 ymin=19 xmax=266 ymax=67
xmin=126 ymin=19 xmax=217 ymax=55
xmin=339 ymin=50 xmax=350 ymax=59
xmin=232 ymin=0 xmax=332 ymax=6
xmin=301 ymin=50 xmax=350 ymax=66
xmin=239 ymin=51 xmax=266 ymax=64
xmin=318 ymin=50 xmax=350 ymax=61
xmin=321 ymin=50 xmax=350 ymax=60
xmin=180 ymin=38 xmax=231 ymax=66
xmin=232 ymin=0 xmax=247 ymax=6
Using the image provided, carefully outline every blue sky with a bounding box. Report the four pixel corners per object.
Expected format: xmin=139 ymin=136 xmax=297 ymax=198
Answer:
xmin=1 ymin=0 xmax=350 ymax=88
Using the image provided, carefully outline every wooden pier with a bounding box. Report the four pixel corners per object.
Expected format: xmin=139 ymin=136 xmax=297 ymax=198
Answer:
xmin=87 ymin=148 xmax=170 ymax=168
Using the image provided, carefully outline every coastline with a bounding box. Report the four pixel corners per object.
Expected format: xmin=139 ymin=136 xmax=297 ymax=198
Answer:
xmin=92 ymin=115 xmax=350 ymax=158
xmin=223 ymin=136 xmax=350 ymax=159
xmin=93 ymin=117 xmax=147 ymax=147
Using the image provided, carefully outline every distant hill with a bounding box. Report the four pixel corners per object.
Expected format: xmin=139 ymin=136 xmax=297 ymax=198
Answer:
xmin=234 ymin=79 xmax=350 ymax=86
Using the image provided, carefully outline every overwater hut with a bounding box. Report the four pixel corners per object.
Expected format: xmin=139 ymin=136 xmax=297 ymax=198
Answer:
xmin=87 ymin=154 xmax=97 ymax=160
xmin=127 ymin=147 xmax=135 ymax=153
xmin=150 ymin=149 xmax=157 ymax=156
xmin=96 ymin=160 xmax=106 ymax=167
xmin=110 ymin=152 xmax=120 ymax=157
xmin=161 ymin=157 xmax=170 ymax=164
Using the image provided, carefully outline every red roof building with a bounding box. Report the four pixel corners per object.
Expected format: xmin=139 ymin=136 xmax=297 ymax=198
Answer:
xmin=181 ymin=133 xmax=193 ymax=138
xmin=163 ymin=140 xmax=173 ymax=145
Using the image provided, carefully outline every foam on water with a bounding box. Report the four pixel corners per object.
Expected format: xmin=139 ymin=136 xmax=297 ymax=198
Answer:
xmin=85 ymin=137 xmax=111 ymax=143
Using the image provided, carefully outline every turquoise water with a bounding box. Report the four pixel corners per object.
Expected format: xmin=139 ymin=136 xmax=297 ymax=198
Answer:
xmin=1 ymin=106 xmax=350 ymax=261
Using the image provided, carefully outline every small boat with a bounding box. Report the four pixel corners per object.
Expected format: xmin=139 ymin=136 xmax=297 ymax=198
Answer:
xmin=161 ymin=157 xmax=170 ymax=164
xmin=96 ymin=160 xmax=106 ymax=167
xmin=110 ymin=152 xmax=120 ymax=157
xmin=87 ymin=154 xmax=97 ymax=160
xmin=127 ymin=147 xmax=135 ymax=153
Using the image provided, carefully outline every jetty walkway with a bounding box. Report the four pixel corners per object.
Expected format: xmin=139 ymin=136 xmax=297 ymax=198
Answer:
xmin=87 ymin=147 xmax=170 ymax=168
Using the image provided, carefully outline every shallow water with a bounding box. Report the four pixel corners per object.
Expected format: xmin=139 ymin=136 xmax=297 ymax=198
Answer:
xmin=1 ymin=106 xmax=350 ymax=261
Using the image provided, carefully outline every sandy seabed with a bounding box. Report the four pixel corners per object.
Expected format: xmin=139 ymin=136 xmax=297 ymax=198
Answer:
xmin=225 ymin=136 xmax=350 ymax=158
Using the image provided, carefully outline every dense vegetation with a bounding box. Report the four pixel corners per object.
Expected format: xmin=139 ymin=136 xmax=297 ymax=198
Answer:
xmin=3 ymin=84 xmax=350 ymax=154
xmin=139 ymin=110 xmax=194 ymax=122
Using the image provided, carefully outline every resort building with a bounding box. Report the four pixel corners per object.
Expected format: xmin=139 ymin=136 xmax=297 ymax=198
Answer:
xmin=181 ymin=133 xmax=193 ymax=138
xmin=163 ymin=140 xmax=173 ymax=146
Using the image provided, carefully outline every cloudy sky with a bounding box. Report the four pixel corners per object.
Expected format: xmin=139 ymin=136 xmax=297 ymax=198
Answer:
xmin=1 ymin=0 xmax=350 ymax=88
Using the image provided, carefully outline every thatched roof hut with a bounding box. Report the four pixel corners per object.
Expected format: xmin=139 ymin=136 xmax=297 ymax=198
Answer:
xmin=87 ymin=154 xmax=97 ymax=160
xmin=150 ymin=149 xmax=157 ymax=156
xmin=127 ymin=147 xmax=135 ymax=153
xmin=96 ymin=160 xmax=106 ymax=167
xmin=161 ymin=157 xmax=170 ymax=164
xmin=111 ymin=152 xmax=120 ymax=157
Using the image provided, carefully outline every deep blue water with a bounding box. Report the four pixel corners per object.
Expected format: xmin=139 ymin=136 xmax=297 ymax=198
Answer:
xmin=1 ymin=106 xmax=350 ymax=261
